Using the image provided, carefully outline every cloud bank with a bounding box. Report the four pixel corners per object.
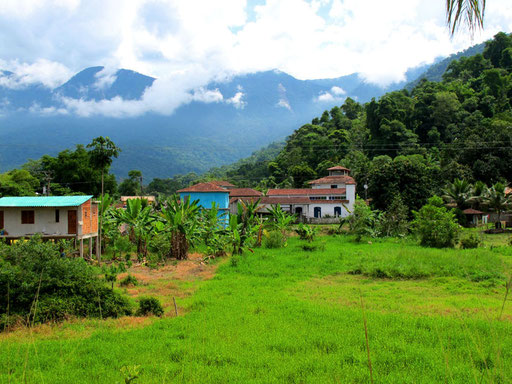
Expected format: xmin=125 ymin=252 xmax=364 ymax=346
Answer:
xmin=0 ymin=0 xmax=510 ymax=117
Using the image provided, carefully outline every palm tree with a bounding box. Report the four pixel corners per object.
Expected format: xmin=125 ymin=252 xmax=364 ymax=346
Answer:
xmin=482 ymin=182 xmax=512 ymax=229
xmin=442 ymin=179 xmax=471 ymax=210
xmin=468 ymin=180 xmax=487 ymax=211
xmin=87 ymin=136 xmax=120 ymax=261
xmin=161 ymin=195 xmax=200 ymax=260
xmin=446 ymin=0 xmax=486 ymax=35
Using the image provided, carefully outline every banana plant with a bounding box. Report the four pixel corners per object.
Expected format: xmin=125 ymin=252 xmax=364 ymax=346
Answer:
xmin=160 ymin=195 xmax=201 ymax=260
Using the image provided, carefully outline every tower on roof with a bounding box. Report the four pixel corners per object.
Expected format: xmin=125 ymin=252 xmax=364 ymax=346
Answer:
xmin=327 ymin=165 xmax=350 ymax=176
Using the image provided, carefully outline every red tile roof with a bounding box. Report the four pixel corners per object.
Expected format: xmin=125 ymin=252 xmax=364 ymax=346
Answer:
xmin=267 ymin=188 xmax=346 ymax=196
xmin=462 ymin=208 xmax=484 ymax=214
xmin=230 ymin=196 xmax=349 ymax=205
xmin=261 ymin=196 xmax=311 ymax=204
xmin=327 ymin=165 xmax=350 ymax=171
xmin=209 ymin=180 xmax=235 ymax=188
xmin=178 ymin=182 xmax=229 ymax=193
xmin=308 ymin=175 xmax=356 ymax=185
xmin=229 ymin=188 xmax=263 ymax=197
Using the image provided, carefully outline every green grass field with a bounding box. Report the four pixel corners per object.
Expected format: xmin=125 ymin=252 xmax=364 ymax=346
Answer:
xmin=2 ymin=234 xmax=512 ymax=383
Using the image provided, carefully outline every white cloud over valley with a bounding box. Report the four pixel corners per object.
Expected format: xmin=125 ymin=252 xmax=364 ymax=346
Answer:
xmin=0 ymin=0 xmax=511 ymax=117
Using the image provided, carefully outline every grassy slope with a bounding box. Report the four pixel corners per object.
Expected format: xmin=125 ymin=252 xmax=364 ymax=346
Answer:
xmin=2 ymin=235 xmax=512 ymax=383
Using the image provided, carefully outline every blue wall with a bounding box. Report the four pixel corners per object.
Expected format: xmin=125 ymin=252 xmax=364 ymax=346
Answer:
xmin=180 ymin=191 xmax=229 ymax=226
xmin=179 ymin=192 xmax=229 ymax=209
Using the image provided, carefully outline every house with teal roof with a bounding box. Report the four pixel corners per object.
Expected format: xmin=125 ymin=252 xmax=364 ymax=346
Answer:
xmin=0 ymin=195 xmax=99 ymax=258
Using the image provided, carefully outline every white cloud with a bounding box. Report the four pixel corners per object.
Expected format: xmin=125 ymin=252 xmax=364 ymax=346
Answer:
xmin=191 ymin=87 xmax=224 ymax=103
xmin=315 ymin=86 xmax=346 ymax=103
xmin=93 ymin=66 xmax=117 ymax=90
xmin=330 ymin=86 xmax=345 ymax=96
xmin=0 ymin=59 xmax=72 ymax=89
xmin=226 ymin=91 xmax=246 ymax=109
xmin=277 ymin=99 xmax=291 ymax=110
xmin=0 ymin=0 xmax=510 ymax=116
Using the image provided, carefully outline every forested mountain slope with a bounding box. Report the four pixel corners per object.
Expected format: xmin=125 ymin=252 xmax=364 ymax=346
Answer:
xmin=207 ymin=32 xmax=512 ymax=213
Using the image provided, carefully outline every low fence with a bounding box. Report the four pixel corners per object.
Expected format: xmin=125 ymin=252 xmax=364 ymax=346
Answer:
xmin=303 ymin=217 xmax=340 ymax=225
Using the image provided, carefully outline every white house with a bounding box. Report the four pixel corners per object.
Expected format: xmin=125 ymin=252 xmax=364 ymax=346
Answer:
xmin=0 ymin=195 xmax=99 ymax=258
xmin=229 ymin=166 xmax=357 ymax=221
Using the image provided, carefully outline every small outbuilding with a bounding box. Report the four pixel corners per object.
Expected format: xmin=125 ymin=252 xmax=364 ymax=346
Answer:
xmin=462 ymin=208 xmax=486 ymax=226
xmin=0 ymin=195 xmax=98 ymax=258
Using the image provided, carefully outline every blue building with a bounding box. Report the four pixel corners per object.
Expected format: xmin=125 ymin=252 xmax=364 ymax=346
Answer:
xmin=178 ymin=182 xmax=230 ymax=222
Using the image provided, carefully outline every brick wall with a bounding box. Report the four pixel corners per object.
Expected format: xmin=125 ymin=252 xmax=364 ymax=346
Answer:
xmin=81 ymin=199 xmax=98 ymax=235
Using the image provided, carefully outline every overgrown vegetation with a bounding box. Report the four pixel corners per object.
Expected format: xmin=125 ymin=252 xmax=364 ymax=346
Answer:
xmin=0 ymin=237 xmax=132 ymax=327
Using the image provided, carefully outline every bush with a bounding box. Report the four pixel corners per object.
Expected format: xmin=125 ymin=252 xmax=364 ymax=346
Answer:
xmin=263 ymin=231 xmax=285 ymax=249
xmin=412 ymin=196 xmax=460 ymax=248
xmin=0 ymin=237 xmax=132 ymax=325
xmin=300 ymin=242 xmax=326 ymax=252
xmin=460 ymin=233 xmax=482 ymax=249
xmin=341 ymin=198 xmax=379 ymax=242
xmin=120 ymin=274 xmax=139 ymax=287
xmin=148 ymin=233 xmax=172 ymax=261
xmin=295 ymin=223 xmax=318 ymax=242
xmin=136 ymin=297 xmax=164 ymax=317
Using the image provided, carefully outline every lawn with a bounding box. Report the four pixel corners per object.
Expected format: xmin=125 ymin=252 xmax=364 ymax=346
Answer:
xmin=1 ymin=234 xmax=512 ymax=383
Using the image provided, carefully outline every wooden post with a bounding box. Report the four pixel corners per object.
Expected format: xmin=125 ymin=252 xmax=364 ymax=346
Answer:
xmin=79 ymin=238 xmax=84 ymax=258
xmin=173 ymin=297 xmax=178 ymax=317
xmin=96 ymin=236 xmax=101 ymax=264
xmin=89 ymin=237 xmax=93 ymax=259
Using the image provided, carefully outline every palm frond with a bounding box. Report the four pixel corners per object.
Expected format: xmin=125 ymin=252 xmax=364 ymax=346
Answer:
xmin=446 ymin=0 xmax=486 ymax=36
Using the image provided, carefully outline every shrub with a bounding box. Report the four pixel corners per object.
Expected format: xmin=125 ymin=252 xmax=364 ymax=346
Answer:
xmin=120 ymin=274 xmax=139 ymax=287
xmin=0 ymin=237 xmax=132 ymax=325
xmin=263 ymin=231 xmax=285 ymax=249
xmin=148 ymin=232 xmax=172 ymax=261
xmin=341 ymin=198 xmax=379 ymax=242
xmin=460 ymin=233 xmax=481 ymax=249
xmin=300 ymin=242 xmax=326 ymax=252
xmin=136 ymin=297 xmax=164 ymax=317
xmin=295 ymin=223 xmax=318 ymax=242
xmin=412 ymin=196 xmax=460 ymax=248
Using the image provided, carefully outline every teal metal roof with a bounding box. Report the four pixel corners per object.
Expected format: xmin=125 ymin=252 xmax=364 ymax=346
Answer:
xmin=0 ymin=196 xmax=93 ymax=207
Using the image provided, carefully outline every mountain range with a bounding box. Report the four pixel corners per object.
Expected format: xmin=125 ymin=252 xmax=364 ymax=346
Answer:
xmin=0 ymin=43 xmax=484 ymax=180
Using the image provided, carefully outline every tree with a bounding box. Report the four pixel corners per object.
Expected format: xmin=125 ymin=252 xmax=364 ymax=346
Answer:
xmin=119 ymin=170 xmax=143 ymax=196
xmin=87 ymin=137 xmax=121 ymax=262
xmin=0 ymin=169 xmax=40 ymax=196
xmin=442 ymin=178 xmax=472 ymax=210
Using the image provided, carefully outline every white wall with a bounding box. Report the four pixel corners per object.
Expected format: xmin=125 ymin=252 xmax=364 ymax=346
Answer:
xmin=307 ymin=203 xmax=350 ymax=218
xmin=1 ymin=207 xmax=81 ymax=237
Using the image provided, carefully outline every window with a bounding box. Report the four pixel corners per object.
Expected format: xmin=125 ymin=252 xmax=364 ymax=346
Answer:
xmin=334 ymin=207 xmax=342 ymax=217
xmin=314 ymin=207 xmax=322 ymax=218
xmin=331 ymin=185 xmax=338 ymax=189
xmin=21 ymin=210 xmax=35 ymax=224
xmin=55 ymin=209 xmax=60 ymax=223
xmin=310 ymin=196 xmax=327 ymax=200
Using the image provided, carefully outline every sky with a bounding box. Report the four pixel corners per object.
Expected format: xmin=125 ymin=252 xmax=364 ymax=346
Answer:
xmin=0 ymin=0 xmax=511 ymax=117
